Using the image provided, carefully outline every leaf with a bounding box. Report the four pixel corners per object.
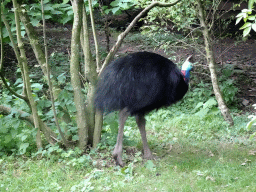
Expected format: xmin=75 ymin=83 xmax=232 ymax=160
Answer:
xmin=4 ymin=135 xmax=12 ymax=143
xmin=31 ymin=18 xmax=40 ymax=27
xmin=248 ymin=0 xmax=256 ymax=9
xmin=240 ymin=22 xmax=252 ymax=30
xmin=120 ymin=3 xmax=130 ymax=10
xmin=236 ymin=12 xmax=246 ymax=18
xmin=44 ymin=4 xmax=54 ymax=11
xmin=194 ymin=102 xmax=204 ymax=110
xmin=247 ymin=117 xmax=256 ymax=130
xmin=72 ymin=135 xmax=79 ymax=141
xmin=31 ymin=83 xmax=43 ymax=92
xmin=252 ymin=24 xmax=256 ymax=32
xmin=57 ymin=73 xmax=66 ymax=84
xmin=19 ymin=143 xmax=29 ymax=154
xmin=112 ymin=7 xmax=120 ymax=14
xmin=62 ymin=0 xmax=69 ymax=4
xmin=110 ymin=0 xmax=120 ymax=7
xmin=243 ymin=26 xmax=252 ymax=37
xmin=247 ymin=15 xmax=255 ymax=20
xmin=203 ymin=98 xmax=217 ymax=109
xmin=51 ymin=10 xmax=63 ymax=15
xmin=235 ymin=17 xmax=243 ymax=25
xmin=21 ymin=135 xmax=28 ymax=142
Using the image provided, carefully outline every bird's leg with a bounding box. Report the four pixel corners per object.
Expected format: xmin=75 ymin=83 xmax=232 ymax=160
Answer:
xmin=136 ymin=114 xmax=153 ymax=159
xmin=113 ymin=108 xmax=130 ymax=167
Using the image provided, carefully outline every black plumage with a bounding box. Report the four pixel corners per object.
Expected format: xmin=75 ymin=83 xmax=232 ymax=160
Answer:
xmin=95 ymin=52 xmax=188 ymax=115
xmin=94 ymin=51 xmax=191 ymax=166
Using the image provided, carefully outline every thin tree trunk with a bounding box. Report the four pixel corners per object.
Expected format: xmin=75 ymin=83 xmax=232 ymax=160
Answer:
xmin=88 ymin=0 xmax=100 ymax=71
xmin=88 ymin=0 xmax=104 ymax=148
xmin=13 ymin=0 xmax=42 ymax=148
xmin=41 ymin=0 xmax=70 ymax=148
xmin=80 ymin=4 xmax=100 ymax=146
xmin=1 ymin=12 xmax=27 ymax=97
xmin=197 ymin=0 xmax=234 ymax=125
xmin=18 ymin=8 xmax=61 ymax=99
xmin=93 ymin=109 xmax=103 ymax=148
xmin=71 ymin=0 xmax=88 ymax=150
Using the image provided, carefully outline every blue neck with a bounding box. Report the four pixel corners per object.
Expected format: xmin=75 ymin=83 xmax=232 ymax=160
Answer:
xmin=181 ymin=70 xmax=190 ymax=84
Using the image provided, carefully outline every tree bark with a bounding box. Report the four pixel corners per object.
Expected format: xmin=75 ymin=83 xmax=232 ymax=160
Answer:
xmin=13 ymin=0 xmax=43 ymax=148
xmin=71 ymin=0 xmax=88 ymax=150
xmin=80 ymin=4 xmax=102 ymax=146
xmin=18 ymin=7 xmax=62 ymax=99
xmin=197 ymin=0 xmax=234 ymax=125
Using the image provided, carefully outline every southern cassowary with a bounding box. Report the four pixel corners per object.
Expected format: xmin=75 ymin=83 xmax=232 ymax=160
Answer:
xmin=94 ymin=51 xmax=193 ymax=166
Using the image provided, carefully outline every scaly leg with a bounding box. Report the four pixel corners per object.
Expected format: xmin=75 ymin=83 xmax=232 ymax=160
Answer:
xmin=113 ymin=108 xmax=130 ymax=167
xmin=136 ymin=114 xmax=153 ymax=159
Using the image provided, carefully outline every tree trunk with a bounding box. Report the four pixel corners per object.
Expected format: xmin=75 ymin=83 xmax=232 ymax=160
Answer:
xmin=197 ymin=0 xmax=234 ymax=126
xmin=71 ymin=0 xmax=88 ymax=150
xmin=80 ymin=4 xmax=101 ymax=146
xmin=13 ymin=0 xmax=42 ymax=148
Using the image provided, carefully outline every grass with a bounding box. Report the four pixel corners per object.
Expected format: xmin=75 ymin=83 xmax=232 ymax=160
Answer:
xmin=1 ymin=106 xmax=256 ymax=191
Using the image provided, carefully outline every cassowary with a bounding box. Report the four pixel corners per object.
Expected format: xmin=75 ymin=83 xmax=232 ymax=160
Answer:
xmin=95 ymin=51 xmax=193 ymax=166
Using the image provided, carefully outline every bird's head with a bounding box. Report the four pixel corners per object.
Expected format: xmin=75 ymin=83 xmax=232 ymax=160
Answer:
xmin=181 ymin=55 xmax=193 ymax=83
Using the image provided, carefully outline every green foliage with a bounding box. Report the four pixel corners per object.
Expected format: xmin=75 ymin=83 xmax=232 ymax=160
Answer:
xmin=236 ymin=0 xmax=256 ymax=37
xmin=0 ymin=85 xmax=37 ymax=155
xmin=0 ymin=65 xmax=79 ymax=155
xmin=102 ymin=0 xmax=138 ymax=15
xmin=139 ymin=0 xmax=198 ymax=35
xmin=25 ymin=0 xmax=73 ymax=25
xmin=1 ymin=0 xmax=72 ymax=45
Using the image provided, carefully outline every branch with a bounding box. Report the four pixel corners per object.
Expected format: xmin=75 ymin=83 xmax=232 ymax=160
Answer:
xmin=88 ymin=0 xmax=100 ymax=70
xmin=99 ymin=0 xmax=181 ymax=75
xmin=0 ymin=72 xmax=29 ymax=103
xmin=41 ymin=0 xmax=70 ymax=148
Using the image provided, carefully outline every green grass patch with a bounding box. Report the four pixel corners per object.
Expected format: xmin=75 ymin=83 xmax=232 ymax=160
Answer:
xmin=1 ymin=106 xmax=256 ymax=191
